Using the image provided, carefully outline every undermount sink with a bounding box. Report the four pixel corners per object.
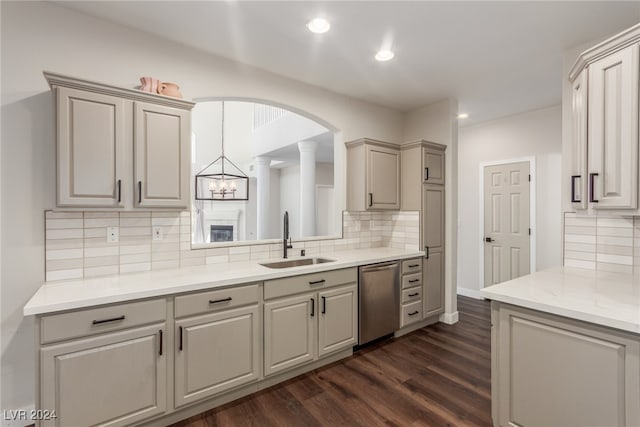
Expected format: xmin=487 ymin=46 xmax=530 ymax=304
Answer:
xmin=260 ymin=257 xmax=335 ymax=269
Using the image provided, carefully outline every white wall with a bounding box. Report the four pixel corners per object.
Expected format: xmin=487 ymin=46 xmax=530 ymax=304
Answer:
xmin=0 ymin=1 xmax=405 ymax=412
xmin=278 ymin=163 xmax=334 ymax=238
xmin=403 ymin=98 xmax=459 ymax=324
xmin=457 ymin=105 xmax=563 ymax=297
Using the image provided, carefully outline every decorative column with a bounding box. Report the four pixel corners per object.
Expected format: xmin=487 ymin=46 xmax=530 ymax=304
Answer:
xmin=298 ymin=141 xmax=317 ymax=237
xmin=255 ymin=156 xmax=271 ymax=240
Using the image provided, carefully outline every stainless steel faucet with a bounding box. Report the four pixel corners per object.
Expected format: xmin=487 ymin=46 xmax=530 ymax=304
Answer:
xmin=283 ymin=211 xmax=293 ymax=258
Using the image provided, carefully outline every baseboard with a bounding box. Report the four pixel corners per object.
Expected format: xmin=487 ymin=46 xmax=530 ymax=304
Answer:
xmin=1 ymin=405 xmax=36 ymax=427
xmin=457 ymin=287 xmax=485 ymax=300
xmin=439 ymin=311 xmax=459 ymax=324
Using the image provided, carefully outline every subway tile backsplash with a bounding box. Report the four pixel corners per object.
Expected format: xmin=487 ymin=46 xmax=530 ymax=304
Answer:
xmin=45 ymin=210 xmax=420 ymax=282
xmin=563 ymin=212 xmax=637 ymax=274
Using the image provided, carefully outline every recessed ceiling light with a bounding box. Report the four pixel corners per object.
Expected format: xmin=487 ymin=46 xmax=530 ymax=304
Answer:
xmin=458 ymin=113 xmax=469 ymax=119
xmin=307 ymin=18 xmax=330 ymax=34
xmin=375 ymin=50 xmax=395 ymax=62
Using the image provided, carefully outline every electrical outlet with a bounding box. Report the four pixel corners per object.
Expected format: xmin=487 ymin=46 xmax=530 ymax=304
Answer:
xmin=152 ymin=226 xmax=163 ymax=241
xmin=107 ymin=226 xmax=119 ymax=243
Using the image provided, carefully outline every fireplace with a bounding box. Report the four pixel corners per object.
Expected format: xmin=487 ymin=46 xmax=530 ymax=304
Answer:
xmin=210 ymin=225 xmax=234 ymax=242
xmin=205 ymin=209 xmax=241 ymax=242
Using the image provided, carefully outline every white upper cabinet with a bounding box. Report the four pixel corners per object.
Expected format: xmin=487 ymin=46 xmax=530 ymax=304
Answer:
xmin=346 ymin=138 xmax=401 ymax=211
xmin=423 ymin=147 xmax=445 ymax=185
xmin=568 ymin=24 xmax=640 ymax=212
xmin=56 ymin=87 xmax=127 ymax=207
xmin=46 ymin=72 xmax=194 ymax=210
xmin=570 ymin=70 xmax=588 ymax=210
xmin=588 ymin=44 xmax=639 ymax=209
xmin=134 ymin=102 xmax=190 ymax=208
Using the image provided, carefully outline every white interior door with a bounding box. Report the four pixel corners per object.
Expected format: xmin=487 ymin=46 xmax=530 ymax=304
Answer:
xmin=484 ymin=162 xmax=530 ymax=286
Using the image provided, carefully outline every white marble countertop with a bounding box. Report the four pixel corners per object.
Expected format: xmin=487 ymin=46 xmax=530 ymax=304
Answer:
xmin=480 ymin=266 xmax=640 ymax=334
xmin=24 ymin=247 xmax=424 ymax=316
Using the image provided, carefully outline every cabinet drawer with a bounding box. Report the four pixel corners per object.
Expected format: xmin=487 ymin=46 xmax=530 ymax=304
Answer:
xmin=175 ymin=284 xmax=260 ymax=318
xmin=402 ymin=272 xmax=422 ymax=289
xmin=264 ymin=268 xmax=357 ymax=300
xmin=401 ymin=287 xmax=422 ymax=304
xmin=400 ymin=301 xmax=422 ymax=328
xmin=402 ymin=258 xmax=422 ymax=274
xmin=41 ymin=298 xmax=166 ymax=344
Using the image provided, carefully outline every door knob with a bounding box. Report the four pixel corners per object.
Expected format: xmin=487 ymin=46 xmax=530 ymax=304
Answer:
xmin=484 ymin=237 xmax=494 ymax=243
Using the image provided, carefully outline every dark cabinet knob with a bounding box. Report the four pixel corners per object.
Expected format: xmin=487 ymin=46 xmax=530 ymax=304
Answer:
xmin=484 ymin=237 xmax=494 ymax=243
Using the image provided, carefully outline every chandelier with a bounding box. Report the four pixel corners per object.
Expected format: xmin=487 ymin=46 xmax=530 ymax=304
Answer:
xmin=195 ymin=101 xmax=249 ymax=201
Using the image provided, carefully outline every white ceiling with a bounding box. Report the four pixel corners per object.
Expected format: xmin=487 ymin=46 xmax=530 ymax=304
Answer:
xmin=58 ymin=1 xmax=640 ymax=125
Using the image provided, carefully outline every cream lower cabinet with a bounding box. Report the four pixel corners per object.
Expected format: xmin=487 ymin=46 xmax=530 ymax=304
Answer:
xmin=174 ymin=305 xmax=260 ymax=407
xmin=264 ymin=292 xmax=316 ymax=376
xmin=492 ymin=302 xmax=640 ymax=427
xmin=317 ymin=285 xmax=358 ymax=357
xmin=40 ymin=323 xmax=166 ymax=427
xmin=399 ymin=258 xmax=423 ymax=328
xmin=264 ymin=269 xmax=358 ymax=376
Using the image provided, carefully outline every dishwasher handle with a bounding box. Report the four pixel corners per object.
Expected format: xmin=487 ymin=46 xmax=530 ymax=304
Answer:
xmin=360 ymin=262 xmax=398 ymax=273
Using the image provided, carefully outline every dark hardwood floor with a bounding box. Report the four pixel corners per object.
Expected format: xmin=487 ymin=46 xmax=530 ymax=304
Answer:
xmin=171 ymin=296 xmax=492 ymax=427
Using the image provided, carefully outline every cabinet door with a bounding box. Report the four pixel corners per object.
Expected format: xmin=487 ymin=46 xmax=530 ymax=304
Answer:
xmin=423 ymin=148 xmax=445 ymax=185
xmin=134 ymin=102 xmax=190 ymax=208
xmin=175 ymin=305 xmax=259 ymax=407
xmin=423 ymin=250 xmax=444 ymax=317
xmin=318 ymin=284 xmax=357 ymax=357
xmin=570 ymin=69 xmax=588 ymax=210
xmin=423 ymin=184 xmax=445 ymax=253
xmin=366 ymin=145 xmax=400 ymax=210
xmin=588 ymin=43 xmax=639 ymax=209
xmin=57 ymin=87 xmax=126 ymax=207
xmin=496 ymin=305 xmax=640 ymax=427
xmin=264 ymin=293 xmax=315 ymax=376
xmin=40 ymin=324 xmax=166 ymax=427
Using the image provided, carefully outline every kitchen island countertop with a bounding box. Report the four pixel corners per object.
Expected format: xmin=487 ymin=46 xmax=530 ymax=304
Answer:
xmin=480 ymin=266 xmax=640 ymax=334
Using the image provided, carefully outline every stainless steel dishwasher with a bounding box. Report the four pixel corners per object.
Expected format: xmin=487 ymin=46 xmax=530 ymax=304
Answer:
xmin=358 ymin=261 xmax=399 ymax=345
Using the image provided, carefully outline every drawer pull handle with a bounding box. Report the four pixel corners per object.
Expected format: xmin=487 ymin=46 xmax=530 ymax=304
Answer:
xmin=92 ymin=315 xmax=125 ymax=325
xmin=158 ymin=330 xmax=163 ymax=356
xmin=408 ymin=279 xmax=419 ymax=283
xmin=310 ymin=298 xmax=315 ymax=317
xmin=408 ymin=264 xmax=419 ymax=268
xmin=309 ymin=279 xmax=325 ymax=285
xmin=179 ymin=326 xmax=183 ymax=351
xmin=408 ymin=292 xmax=419 ymax=297
xmin=209 ymin=297 xmax=232 ymax=304
xmin=408 ymin=311 xmax=419 ymax=316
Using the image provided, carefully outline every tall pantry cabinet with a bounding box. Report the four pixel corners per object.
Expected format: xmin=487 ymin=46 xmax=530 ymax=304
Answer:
xmin=401 ymin=141 xmax=446 ymax=317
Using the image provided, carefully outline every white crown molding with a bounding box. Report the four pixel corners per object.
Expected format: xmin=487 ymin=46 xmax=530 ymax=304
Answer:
xmin=344 ymin=137 xmax=399 ymax=149
xmin=43 ymin=71 xmax=196 ymax=110
xmin=569 ymin=23 xmax=640 ymax=83
xmin=399 ymin=139 xmax=447 ymax=152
